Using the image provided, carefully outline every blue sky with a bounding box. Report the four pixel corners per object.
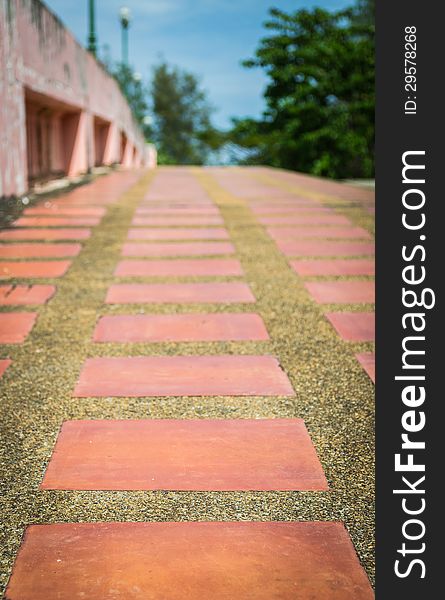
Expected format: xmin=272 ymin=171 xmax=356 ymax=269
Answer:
xmin=44 ymin=0 xmax=352 ymax=128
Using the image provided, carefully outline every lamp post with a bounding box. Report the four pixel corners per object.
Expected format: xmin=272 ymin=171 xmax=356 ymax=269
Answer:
xmin=119 ymin=6 xmax=131 ymax=65
xmin=87 ymin=0 xmax=97 ymax=55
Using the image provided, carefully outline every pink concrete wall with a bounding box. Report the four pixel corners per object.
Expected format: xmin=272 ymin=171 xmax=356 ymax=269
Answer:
xmin=0 ymin=0 xmax=154 ymax=198
xmin=0 ymin=3 xmax=27 ymax=197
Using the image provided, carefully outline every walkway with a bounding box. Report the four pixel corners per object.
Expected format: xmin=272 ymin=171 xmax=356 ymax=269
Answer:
xmin=0 ymin=166 xmax=375 ymax=598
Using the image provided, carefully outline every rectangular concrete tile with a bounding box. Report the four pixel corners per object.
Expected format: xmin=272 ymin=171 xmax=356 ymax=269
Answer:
xmin=139 ymin=204 xmax=216 ymax=211
xmin=127 ymin=228 xmax=229 ymax=240
xmin=132 ymin=216 xmax=224 ymax=226
xmin=259 ymin=215 xmax=352 ymax=225
xmin=0 ymin=313 xmax=37 ymax=343
xmin=93 ymin=313 xmax=269 ymax=342
xmin=73 ymin=355 xmax=294 ymax=397
xmin=0 ymin=261 xmax=71 ymax=279
xmin=0 ymin=229 xmax=91 ymax=241
xmin=249 ymin=198 xmax=323 ymax=205
xmin=250 ymin=200 xmax=326 ymax=207
xmin=42 ymin=419 xmax=326 ymax=491
xmin=5 ymin=522 xmax=374 ymax=600
xmin=268 ymin=226 xmax=372 ymax=240
xmin=140 ymin=203 xmax=215 ymax=209
xmin=13 ymin=216 xmax=101 ymax=227
xmin=274 ymin=210 xmax=341 ymax=217
xmin=141 ymin=199 xmax=214 ymax=206
xmin=290 ymin=259 xmax=375 ymax=276
xmin=114 ymin=259 xmax=243 ymax=277
xmin=356 ymin=352 xmax=375 ymax=383
xmin=106 ymin=282 xmax=256 ymax=304
xmin=305 ymin=281 xmax=375 ymax=304
xmin=136 ymin=207 xmax=220 ymax=215
xmin=0 ymin=243 xmax=82 ymax=258
xmin=47 ymin=197 xmax=114 ymax=206
xmin=249 ymin=197 xmax=320 ymax=204
xmin=250 ymin=204 xmax=326 ymax=213
xmin=0 ymin=285 xmax=55 ymax=305
xmin=122 ymin=242 xmax=235 ymax=257
xmin=277 ymin=240 xmax=375 ymax=257
xmin=23 ymin=206 xmax=106 ymax=216
xmin=0 ymin=358 xmax=12 ymax=378
xmin=325 ymin=312 xmax=375 ymax=342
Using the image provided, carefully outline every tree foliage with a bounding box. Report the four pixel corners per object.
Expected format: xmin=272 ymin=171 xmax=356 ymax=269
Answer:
xmin=151 ymin=62 xmax=223 ymax=165
xmin=229 ymin=1 xmax=374 ymax=178
xmin=112 ymin=63 xmax=152 ymax=139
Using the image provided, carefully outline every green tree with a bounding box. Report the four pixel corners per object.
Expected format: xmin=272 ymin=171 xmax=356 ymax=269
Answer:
xmin=151 ymin=61 xmax=223 ymax=165
xmin=113 ymin=63 xmax=152 ymax=139
xmin=230 ymin=1 xmax=374 ymax=179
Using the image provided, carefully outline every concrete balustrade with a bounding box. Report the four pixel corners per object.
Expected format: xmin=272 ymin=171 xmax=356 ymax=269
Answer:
xmin=0 ymin=0 xmax=155 ymax=199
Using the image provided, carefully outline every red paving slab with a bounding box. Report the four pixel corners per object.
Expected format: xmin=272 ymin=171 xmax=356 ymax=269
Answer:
xmin=250 ymin=199 xmax=326 ymax=205
xmin=248 ymin=166 xmax=374 ymax=205
xmin=41 ymin=419 xmax=327 ymax=491
xmin=250 ymin=203 xmax=326 ymax=213
xmin=136 ymin=207 xmax=220 ymax=215
xmin=263 ymin=208 xmax=337 ymax=215
xmin=114 ymin=258 xmax=243 ymax=277
xmin=106 ymin=282 xmax=255 ymax=304
xmin=23 ymin=206 xmax=106 ymax=216
xmin=208 ymin=168 xmax=292 ymax=198
xmin=0 ymin=229 xmax=91 ymax=241
xmin=132 ymin=216 xmax=224 ymax=226
xmin=290 ymin=259 xmax=375 ymax=277
xmin=13 ymin=216 xmax=101 ymax=227
xmin=356 ymin=352 xmax=375 ymax=383
xmin=0 ymin=243 xmax=81 ymax=258
xmin=0 ymin=285 xmax=55 ymax=305
xmin=325 ymin=312 xmax=375 ymax=342
xmin=48 ymin=197 xmax=115 ymax=206
xmin=122 ymin=241 xmax=235 ymax=257
xmin=93 ymin=313 xmax=269 ymax=342
xmin=259 ymin=215 xmax=352 ymax=226
xmin=0 ymin=313 xmax=37 ymax=343
xmin=248 ymin=196 xmax=322 ymax=203
xmin=73 ymin=355 xmax=294 ymax=397
xmin=53 ymin=179 xmax=138 ymax=206
xmin=143 ymin=197 xmax=211 ymax=205
xmin=127 ymin=228 xmax=229 ymax=240
xmin=141 ymin=200 xmax=214 ymax=207
xmin=0 ymin=358 xmax=12 ymax=378
xmin=143 ymin=172 xmax=210 ymax=202
xmin=276 ymin=240 xmax=375 ymax=257
xmin=0 ymin=261 xmax=71 ymax=279
xmin=5 ymin=521 xmax=374 ymax=600
xmin=305 ymin=281 xmax=375 ymax=304
xmin=268 ymin=226 xmax=372 ymax=240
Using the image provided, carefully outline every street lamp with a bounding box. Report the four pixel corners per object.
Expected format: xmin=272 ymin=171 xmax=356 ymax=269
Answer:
xmin=119 ymin=6 xmax=131 ymax=65
xmin=87 ymin=0 xmax=97 ymax=55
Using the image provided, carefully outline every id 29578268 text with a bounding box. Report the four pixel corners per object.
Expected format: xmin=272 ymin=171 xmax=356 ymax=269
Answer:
xmin=404 ymin=26 xmax=417 ymax=115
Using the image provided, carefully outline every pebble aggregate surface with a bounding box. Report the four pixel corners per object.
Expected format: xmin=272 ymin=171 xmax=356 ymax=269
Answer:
xmin=0 ymin=166 xmax=375 ymax=595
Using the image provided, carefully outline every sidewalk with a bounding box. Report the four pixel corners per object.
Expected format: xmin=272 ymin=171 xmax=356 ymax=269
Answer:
xmin=0 ymin=166 xmax=375 ymax=599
